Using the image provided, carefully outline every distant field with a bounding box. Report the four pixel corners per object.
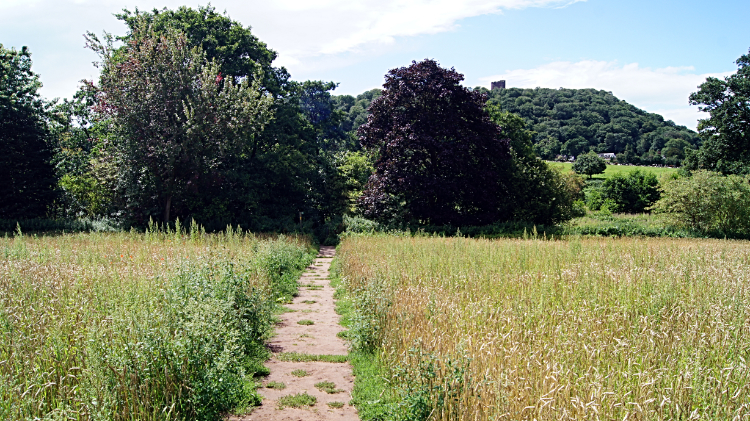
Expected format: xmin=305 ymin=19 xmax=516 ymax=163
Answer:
xmin=547 ymin=161 xmax=679 ymax=179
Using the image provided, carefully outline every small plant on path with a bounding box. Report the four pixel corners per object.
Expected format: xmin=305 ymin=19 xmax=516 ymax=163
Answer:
xmin=265 ymin=381 xmax=286 ymax=390
xmin=315 ymin=381 xmax=344 ymax=394
xmin=291 ymin=369 xmax=309 ymax=377
xmin=297 ymin=319 xmax=314 ymax=325
xmin=277 ymin=392 xmax=317 ymax=409
xmin=327 ymin=401 xmax=345 ymax=408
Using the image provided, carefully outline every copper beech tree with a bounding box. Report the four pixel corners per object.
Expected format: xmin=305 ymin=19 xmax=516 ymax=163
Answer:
xmin=86 ymin=22 xmax=273 ymax=223
xmin=357 ymin=59 xmax=511 ymax=226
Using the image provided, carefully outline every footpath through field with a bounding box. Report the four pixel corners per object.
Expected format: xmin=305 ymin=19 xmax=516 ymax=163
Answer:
xmin=229 ymin=246 xmax=358 ymax=420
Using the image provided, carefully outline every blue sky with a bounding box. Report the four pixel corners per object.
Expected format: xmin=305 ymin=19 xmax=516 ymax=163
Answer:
xmin=2 ymin=0 xmax=748 ymax=129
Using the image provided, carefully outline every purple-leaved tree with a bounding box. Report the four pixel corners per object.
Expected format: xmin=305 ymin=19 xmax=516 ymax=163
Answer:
xmin=357 ymin=59 xmax=511 ymax=226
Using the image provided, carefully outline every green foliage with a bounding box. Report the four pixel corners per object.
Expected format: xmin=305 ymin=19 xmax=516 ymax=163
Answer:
xmin=315 ymin=381 xmax=344 ymax=394
xmin=0 ymin=232 xmax=314 ymax=420
xmin=277 ymin=392 xmax=317 ymax=409
xmin=276 ymin=352 xmax=348 ymax=363
xmin=290 ymin=369 xmax=309 ymax=377
xmin=488 ymin=108 xmax=585 ymax=224
xmin=686 ymin=48 xmax=750 ymax=174
xmin=297 ymin=319 xmax=315 ymax=325
xmin=265 ymin=381 xmax=286 ymax=390
xmin=87 ymin=21 xmax=274 ymax=224
xmin=652 ymin=170 xmax=750 ymax=234
xmin=482 ymin=86 xmax=699 ymax=164
xmin=0 ymin=44 xmax=57 ymax=218
xmin=585 ymin=170 xmax=660 ymax=213
xmin=572 ymin=151 xmax=607 ymax=178
xmin=599 ymin=170 xmax=660 ymax=213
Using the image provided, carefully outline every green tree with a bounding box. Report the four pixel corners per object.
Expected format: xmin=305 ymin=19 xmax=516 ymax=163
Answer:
xmin=87 ymin=22 xmax=273 ymax=223
xmin=600 ymin=170 xmax=660 ymax=213
xmin=116 ymin=6 xmax=345 ymax=230
xmin=488 ymin=108 xmax=584 ymax=224
xmin=572 ymin=151 xmax=606 ymax=179
xmin=686 ymin=48 xmax=750 ymax=174
xmin=0 ymin=44 xmax=57 ymax=218
xmin=653 ymin=170 xmax=750 ymax=234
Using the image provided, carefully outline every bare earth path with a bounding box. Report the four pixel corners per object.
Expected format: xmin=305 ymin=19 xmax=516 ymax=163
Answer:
xmin=229 ymin=246 xmax=358 ymax=421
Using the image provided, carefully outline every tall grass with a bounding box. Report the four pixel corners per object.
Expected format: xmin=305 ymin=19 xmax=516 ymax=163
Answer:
xmin=335 ymin=235 xmax=750 ymax=420
xmin=0 ymin=225 xmax=314 ymax=420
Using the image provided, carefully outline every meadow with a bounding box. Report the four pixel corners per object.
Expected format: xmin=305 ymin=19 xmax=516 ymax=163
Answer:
xmin=335 ymin=235 xmax=750 ymax=420
xmin=0 ymin=225 xmax=314 ymax=420
xmin=546 ymin=161 xmax=679 ymax=179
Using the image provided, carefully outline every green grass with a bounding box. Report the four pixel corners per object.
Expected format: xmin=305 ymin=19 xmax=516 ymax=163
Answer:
xmin=297 ymin=319 xmax=315 ymax=325
xmin=0 ymin=229 xmax=315 ymax=420
xmin=327 ymin=401 xmax=345 ymax=408
xmin=547 ymin=161 xmax=678 ymax=179
xmin=291 ymin=369 xmax=309 ymax=377
xmin=277 ymin=352 xmax=348 ymax=363
xmin=277 ymin=393 xmax=317 ymax=409
xmin=265 ymin=381 xmax=286 ymax=390
xmin=302 ymin=300 xmax=317 ymax=304
xmin=315 ymin=381 xmax=344 ymax=394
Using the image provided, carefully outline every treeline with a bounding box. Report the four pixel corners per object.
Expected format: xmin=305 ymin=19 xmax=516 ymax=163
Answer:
xmin=483 ymin=87 xmax=700 ymax=165
xmin=331 ymin=87 xmax=701 ymax=166
xmin=1 ymin=6 xmax=370 ymax=241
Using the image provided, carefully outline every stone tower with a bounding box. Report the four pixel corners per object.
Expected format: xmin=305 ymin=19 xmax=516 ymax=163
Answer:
xmin=491 ymin=80 xmax=506 ymax=90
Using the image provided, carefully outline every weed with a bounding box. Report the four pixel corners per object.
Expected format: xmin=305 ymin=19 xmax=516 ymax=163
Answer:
xmin=328 ymin=401 xmax=345 ymax=408
xmin=266 ymin=381 xmax=286 ymax=390
xmin=302 ymin=300 xmax=317 ymax=304
xmin=297 ymin=319 xmax=315 ymax=325
xmin=277 ymin=392 xmax=317 ymax=409
xmin=315 ymin=381 xmax=344 ymax=394
xmin=277 ymin=352 xmax=348 ymax=363
xmin=291 ymin=369 xmax=309 ymax=377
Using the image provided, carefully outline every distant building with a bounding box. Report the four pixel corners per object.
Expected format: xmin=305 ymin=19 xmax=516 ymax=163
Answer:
xmin=491 ymin=80 xmax=506 ymax=90
xmin=598 ymin=152 xmax=616 ymax=160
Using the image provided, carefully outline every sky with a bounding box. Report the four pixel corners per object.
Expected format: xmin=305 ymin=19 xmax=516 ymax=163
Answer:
xmin=2 ymin=0 xmax=749 ymax=130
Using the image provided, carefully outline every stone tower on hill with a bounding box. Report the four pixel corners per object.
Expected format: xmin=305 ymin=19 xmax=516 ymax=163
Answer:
xmin=491 ymin=80 xmax=506 ymax=90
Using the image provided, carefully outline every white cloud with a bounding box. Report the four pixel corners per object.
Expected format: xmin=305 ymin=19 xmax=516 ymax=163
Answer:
xmin=1 ymin=0 xmax=583 ymax=100
xmin=480 ymin=60 xmax=733 ymax=129
xmin=245 ymin=0 xmax=584 ymax=68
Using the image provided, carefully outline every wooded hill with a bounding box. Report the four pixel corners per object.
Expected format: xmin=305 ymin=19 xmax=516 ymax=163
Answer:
xmin=332 ymin=87 xmax=700 ymax=166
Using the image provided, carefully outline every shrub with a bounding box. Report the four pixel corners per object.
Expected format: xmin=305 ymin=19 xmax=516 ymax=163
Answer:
xmin=652 ymin=170 xmax=750 ymax=234
xmin=600 ymin=170 xmax=660 ymax=213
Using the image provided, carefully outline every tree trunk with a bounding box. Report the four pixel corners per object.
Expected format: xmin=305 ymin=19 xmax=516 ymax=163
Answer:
xmin=164 ymin=195 xmax=172 ymax=224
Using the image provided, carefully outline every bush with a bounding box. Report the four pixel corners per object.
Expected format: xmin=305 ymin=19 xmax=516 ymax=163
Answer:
xmin=652 ymin=170 xmax=750 ymax=234
xmin=599 ymin=170 xmax=660 ymax=213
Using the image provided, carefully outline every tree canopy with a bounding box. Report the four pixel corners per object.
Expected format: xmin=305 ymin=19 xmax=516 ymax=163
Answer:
xmin=483 ymin=87 xmax=700 ymax=165
xmin=358 ymin=59 xmax=511 ymax=226
xmin=87 ymin=22 xmax=274 ymax=223
xmin=685 ymin=48 xmax=750 ymax=174
xmin=0 ymin=44 xmax=57 ymax=218
xmin=573 ymin=151 xmax=607 ymax=179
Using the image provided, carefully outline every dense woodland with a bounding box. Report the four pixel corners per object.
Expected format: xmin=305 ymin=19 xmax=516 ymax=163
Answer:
xmin=331 ymin=87 xmax=702 ymax=166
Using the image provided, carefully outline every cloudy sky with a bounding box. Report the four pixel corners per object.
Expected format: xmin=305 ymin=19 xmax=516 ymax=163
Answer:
xmin=2 ymin=0 xmax=748 ymax=129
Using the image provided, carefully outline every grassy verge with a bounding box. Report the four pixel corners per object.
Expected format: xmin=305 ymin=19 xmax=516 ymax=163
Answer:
xmin=335 ymin=235 xmax=750 ymax=420
xmin=0 ymin=228 xmax=315 ymax=420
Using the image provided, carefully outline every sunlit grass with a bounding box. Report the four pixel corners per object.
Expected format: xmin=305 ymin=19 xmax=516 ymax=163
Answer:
xmin=336 ymin=235 xmax=750 ymax=420
xmin=0 ymin=227 xmax=313 ymax=420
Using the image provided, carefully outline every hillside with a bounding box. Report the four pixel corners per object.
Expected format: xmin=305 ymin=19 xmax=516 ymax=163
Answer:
xmin=332 ymin=87 xmax=700 ymax=166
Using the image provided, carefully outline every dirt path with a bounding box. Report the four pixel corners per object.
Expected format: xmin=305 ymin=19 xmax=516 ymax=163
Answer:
xmin=229 ymin=246 xmax=358 ymax=421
